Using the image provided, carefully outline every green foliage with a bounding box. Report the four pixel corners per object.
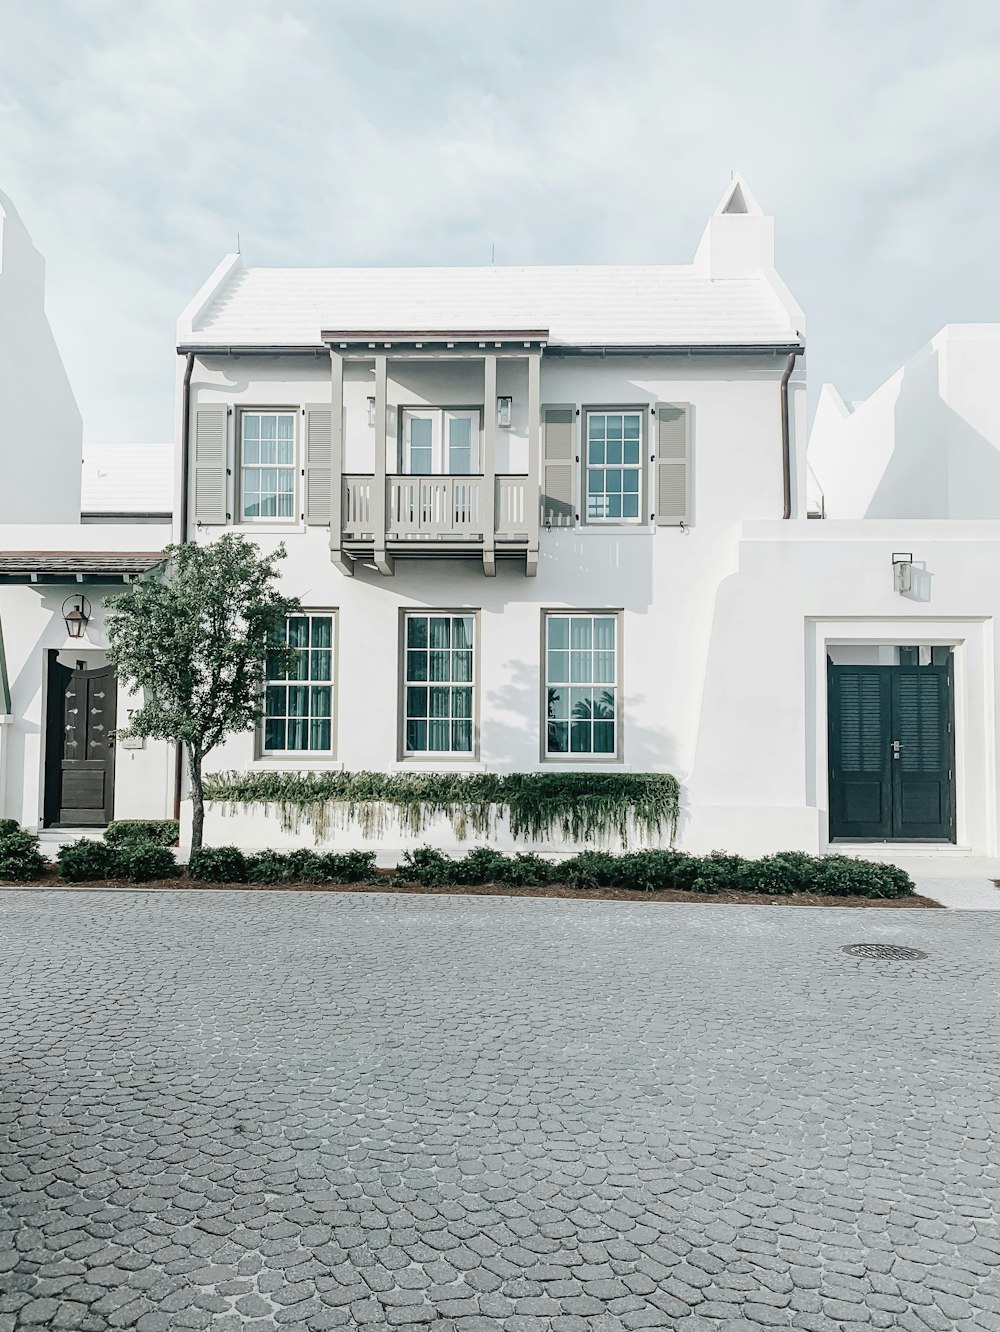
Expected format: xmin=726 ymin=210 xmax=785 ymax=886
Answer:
xmin=202 ymin=770 xmax=680 ymax=847
xmin=396 ymin=846 xmax=915 ymax=898
xmin=57 ymin=839 xmax=117 ymax=883
xmin=105 ymin=820 xmax=180 ymax=848
xmin=187 ymin=846 xmax=248 ymax=884
xmin=113 ymin=841 xmax=178 ymax=882
xmin=0 ymin=830 xmax=48 ymax=882
xmin=105 ymin=535 xmax=302 ymax=848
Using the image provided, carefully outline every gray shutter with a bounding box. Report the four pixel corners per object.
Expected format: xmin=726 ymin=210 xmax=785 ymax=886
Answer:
xmin=541 ymin=407 xmax=576 ymax=528
xmin=193 ymin=406 xmax=228 ymax=525
xmin=655 ymin=404 xmax=690 ymax=526
xmin=304 ymin=405 xmax=333 ymax=525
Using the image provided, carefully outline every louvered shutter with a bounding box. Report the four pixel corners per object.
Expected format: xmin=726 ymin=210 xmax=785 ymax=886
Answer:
xmin=193 ymin=406 xmax=228 ymax=525
xmin=304 ymin=405 xmax=333 ymax=525
xmin=655 ymin=404 xmax=690 ymax=526
xmin=541 ymin=407 xmax=576 ymax=528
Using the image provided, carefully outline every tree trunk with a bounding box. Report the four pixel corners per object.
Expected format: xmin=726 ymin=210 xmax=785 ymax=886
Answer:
xmin=187 ymin=745 xmax=206 ymax=851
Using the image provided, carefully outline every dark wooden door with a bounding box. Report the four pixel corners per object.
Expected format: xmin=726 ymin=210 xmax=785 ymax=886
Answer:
xmin=44 ymin=657 xmax=117 ymax=827
xmin=828 ymin=661 xmax=954 ymax=842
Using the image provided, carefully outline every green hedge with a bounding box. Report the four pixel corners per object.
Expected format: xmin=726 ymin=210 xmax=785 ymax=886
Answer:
xmin=105 ymin=820 xmax=180 ymax=848
xmin=189 ymin=846 xmax=377 ymax=885
xmin=399 ymin=847 xmax=914 ymax=899
xmin=57 ymin=839 xmax=179 ymax=884
xmin=202 ymin=770 xmax=680 ymax=845
xmin=0 ymin=828 xmax=48 ymax=882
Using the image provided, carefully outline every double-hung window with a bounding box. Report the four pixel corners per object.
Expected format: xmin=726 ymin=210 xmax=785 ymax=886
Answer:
xmin=545 ymin=612 xmax=619 ymax=757
xmin=241 ymin=412 xmax=296 ymax=519
xmin=263 ymin=613 xmax=335 ymax=754
xmin=401 ymin=409 xmax=480 ymax=474
xmin=403 ymin=613 xmax=475 ymax=755
xmin=586 ymin=410 xmax=643 ymax=521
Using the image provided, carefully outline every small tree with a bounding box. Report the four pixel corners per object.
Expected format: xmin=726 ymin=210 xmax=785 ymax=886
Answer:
xmin=106 ymin=535 xmax=301 ymax=849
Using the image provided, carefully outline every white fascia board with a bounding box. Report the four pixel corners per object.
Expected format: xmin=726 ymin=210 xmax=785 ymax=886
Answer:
xmin=176 ymin=253 xmax=243 ymax=342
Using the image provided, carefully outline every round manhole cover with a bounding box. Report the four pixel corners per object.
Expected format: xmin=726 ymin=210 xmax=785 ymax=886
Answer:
xmin=841 ymin=943 xmax=927 ymax=961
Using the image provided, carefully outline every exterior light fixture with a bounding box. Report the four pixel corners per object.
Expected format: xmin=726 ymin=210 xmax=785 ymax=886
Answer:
xmin=62 ymin=594 xmax=91 ymax=639
xmin=892 ymin=552 xmax=913 ymax=595
xmin=367 ymin=396 xmax=376 ymax=428
xmin=497 ymin=396 xmax=513 ymax=429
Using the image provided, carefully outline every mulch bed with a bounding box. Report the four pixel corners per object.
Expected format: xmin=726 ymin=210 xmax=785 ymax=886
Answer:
xmin=4 ymin=872 xmax=942 ymax=906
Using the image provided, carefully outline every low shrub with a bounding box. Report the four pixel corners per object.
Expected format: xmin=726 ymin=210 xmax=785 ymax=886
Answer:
xmin=114 ymin=841 xmax=178 ymax=883
xmin=394 ymin=845 xmax=914 ymax=898
xmin=0 ymin=830 xmax=48 ymax=882
xmin=318 ymin=850 xmax=378 ymax=883
xmin=245 ymin=850 xmax=299 ymax=884
xmin=187 ymin=846 xmax=248 ymax=883
xmin=106 ymin=820 xmax=180 ymax=848
xmin=57 ymin=839 xmax=117 ymax=883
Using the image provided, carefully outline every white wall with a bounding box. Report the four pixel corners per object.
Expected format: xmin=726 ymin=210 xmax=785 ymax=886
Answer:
xmin=0 ymin=191 xmax=82 ymax=523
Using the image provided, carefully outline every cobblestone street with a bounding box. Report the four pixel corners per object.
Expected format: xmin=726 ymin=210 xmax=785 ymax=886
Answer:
xmin=0 ymin=890 xmax=998 ymax=1331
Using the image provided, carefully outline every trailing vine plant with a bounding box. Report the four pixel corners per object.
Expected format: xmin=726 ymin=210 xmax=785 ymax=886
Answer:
xmin=201 ymin=771 xmax=680 ymax=846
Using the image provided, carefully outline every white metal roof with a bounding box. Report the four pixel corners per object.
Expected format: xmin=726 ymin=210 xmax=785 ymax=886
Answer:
xmin=81 ymin=444 xmax=173 ymax=514
xmin=181 ymin=262 xmax=801 ymax=350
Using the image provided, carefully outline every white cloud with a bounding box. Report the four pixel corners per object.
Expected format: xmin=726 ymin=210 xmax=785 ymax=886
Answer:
xmin=2 ymin=0 xmax=1000 ymax=439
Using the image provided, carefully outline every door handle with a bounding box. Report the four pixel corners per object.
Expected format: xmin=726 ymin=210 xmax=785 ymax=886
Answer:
xmin=891 ymin=740 xmax=902 ymax=759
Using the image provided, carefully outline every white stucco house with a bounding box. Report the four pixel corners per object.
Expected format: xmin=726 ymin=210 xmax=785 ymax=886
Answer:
xmin=5 ymin=176 xmax=1000 ymax=859
xmin=0 ymin=194 xmax=172 ymax=830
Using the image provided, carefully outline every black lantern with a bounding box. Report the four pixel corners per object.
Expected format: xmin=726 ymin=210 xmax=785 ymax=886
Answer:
xmin=62 ymin=594 xmax=91 ymax=639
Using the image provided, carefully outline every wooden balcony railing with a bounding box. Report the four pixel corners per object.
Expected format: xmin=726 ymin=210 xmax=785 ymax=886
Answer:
xmin=342 ymin=475 xmax=530 ymax=542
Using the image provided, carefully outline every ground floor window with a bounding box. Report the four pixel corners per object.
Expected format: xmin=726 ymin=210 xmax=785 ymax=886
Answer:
xmin=263 ymin=613 xmax=335 ymax=753
xmin=545 ymin=612 xmax=619 ymax=756
xmin=404 ymin=613 xmax=476 ymax=754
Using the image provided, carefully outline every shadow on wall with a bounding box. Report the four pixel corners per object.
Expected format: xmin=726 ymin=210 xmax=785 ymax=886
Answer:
xmin=866 ymin=346 xmax=1000 ymax=518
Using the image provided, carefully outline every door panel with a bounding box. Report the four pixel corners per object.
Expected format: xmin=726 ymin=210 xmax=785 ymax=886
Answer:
xmin=829 ymin=660 xmax=955 ymax=842
xmin=828 ymin=667 xmax=892 ymax=839
xmin=44 ymin=658 xmax=117 ymax=827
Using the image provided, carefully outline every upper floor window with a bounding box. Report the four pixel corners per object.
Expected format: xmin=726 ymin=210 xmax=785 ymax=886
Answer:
xmin=586 ymin=411 xmax=643 ymax=522
xmin=403 ymin=613 xmax=476 ymax=755
xmin=263 ymin=613 xmax=335 ymax=754
xmin=401 ymin=409 xmax=480 ymax=475
xmin=545 ymin=612 xmax=619 ymax=757
xmin=241 ymin=412 xmax=296 ymax=520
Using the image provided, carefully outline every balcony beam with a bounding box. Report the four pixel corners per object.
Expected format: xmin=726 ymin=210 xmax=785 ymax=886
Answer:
xmin=372 ymin=354 xmax=394 ymax=575
xmin=328 ymin=349 xmax=353 ymax=576
xmin=482 ymin=353 xmax=497 ymax=576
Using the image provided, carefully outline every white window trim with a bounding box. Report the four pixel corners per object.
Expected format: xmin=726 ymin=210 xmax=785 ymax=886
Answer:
xmin=583 ymin=408 xmax=646 ymax=526
xmin=260 ymin=611 xmax=338 ymax=759
xmin=541 ymin=610 xmax=623 ymax=762
xmin=400 ymin=609 xmax=479 ymax=760
xmin=238 ymin=408 xmax=299 ymax=523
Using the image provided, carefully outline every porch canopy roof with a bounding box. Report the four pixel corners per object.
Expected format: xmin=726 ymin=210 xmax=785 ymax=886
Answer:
xmin=0 ymin=551 xmax=165 ymax=584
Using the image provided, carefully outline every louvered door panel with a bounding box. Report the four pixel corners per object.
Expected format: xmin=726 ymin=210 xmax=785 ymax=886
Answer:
xmin=892 ymin=666 xmax=953 ymax=839
xmin=828 ymin=666 xmax=892 ymax=839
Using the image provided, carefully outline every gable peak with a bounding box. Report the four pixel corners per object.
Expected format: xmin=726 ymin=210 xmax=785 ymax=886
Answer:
xmin=715 ymin=174 xmax=764 ymax=218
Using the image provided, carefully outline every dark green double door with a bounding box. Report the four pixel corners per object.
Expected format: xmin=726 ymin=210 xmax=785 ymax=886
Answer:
xmin=828 ymin=661 xmax=955 ymax=841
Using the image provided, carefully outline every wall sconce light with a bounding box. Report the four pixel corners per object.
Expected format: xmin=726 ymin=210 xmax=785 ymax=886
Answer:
xmin=892 ymin=552 xmax=913 ymax=595
xmin=497 ymin=396 xmax=513 ymax=429
xmin=62 ymin=594 xmax=91 ymax=639
xmin=367 ymin=396 xmax=376 ymax=428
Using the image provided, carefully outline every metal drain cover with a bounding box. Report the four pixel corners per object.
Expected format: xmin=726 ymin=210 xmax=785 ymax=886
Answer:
xmin=842 ymin=943 xmax=927 ymax=961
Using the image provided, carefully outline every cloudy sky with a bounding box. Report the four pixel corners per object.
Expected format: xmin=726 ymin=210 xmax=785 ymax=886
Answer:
xmin=2 ymin=0 xmax=999 ymax=443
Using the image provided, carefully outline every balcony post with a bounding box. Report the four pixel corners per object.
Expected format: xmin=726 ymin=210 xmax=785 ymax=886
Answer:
xmin=373 ymin=353 xmax=394 ymax=575
xmin=482 ymin=352 xmax=497 ymax=576
xmin=526 ymin=349 xmax=541 ymax=577
xmin=328 ymin=349 xmax=353 ymax=575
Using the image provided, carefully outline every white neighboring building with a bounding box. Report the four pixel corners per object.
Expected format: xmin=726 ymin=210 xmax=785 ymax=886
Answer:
xmin=0 ymin=190 xmax=82 ymax=524
xmin=0 ymin=193 xmax=173 ymax=831
xmin=82 ymin=443 xmax=173 ymax=524
xmin=809 ymin=325 xmax=1000 ymax=519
